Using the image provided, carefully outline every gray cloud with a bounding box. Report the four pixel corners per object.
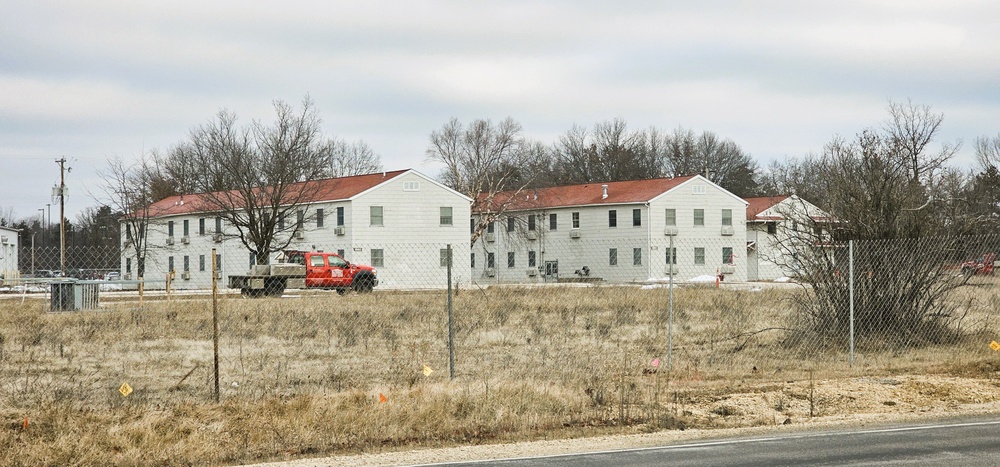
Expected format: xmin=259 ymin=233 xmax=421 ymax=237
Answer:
xmin=2 ymin=0 xmax=998 ymax=220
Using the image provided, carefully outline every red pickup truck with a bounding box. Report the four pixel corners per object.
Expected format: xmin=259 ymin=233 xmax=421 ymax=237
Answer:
xmin=285 ymin=250 xmax=378 ymax=294
xmin=228 ymin=250 xmax=378 ymax=297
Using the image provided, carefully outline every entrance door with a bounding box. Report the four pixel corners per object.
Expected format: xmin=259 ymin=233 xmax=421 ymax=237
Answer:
xmin=544 ymin=260 xmax=559 ymax=282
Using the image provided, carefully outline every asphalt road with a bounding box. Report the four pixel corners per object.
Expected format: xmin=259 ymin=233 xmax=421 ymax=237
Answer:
xmin=434 ymin=416 xmax=1000 ymax=467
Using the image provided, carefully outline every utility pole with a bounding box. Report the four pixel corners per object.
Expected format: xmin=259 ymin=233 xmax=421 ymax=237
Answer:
xmin=56 ymin=157 xmax=68 ymax=275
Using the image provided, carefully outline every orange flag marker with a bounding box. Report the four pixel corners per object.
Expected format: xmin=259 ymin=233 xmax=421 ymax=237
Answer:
xmin=379 ymin=393 xmax=388 ymax=403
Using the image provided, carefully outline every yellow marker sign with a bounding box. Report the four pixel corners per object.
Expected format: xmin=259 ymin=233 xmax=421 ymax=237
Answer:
xmin=990 ymin=341 xmax=1000 ymax=352
xmin=119 ymin=382 xmax=133 ymax=397
xmin=423 ymin=365 xmax=433 ymax=376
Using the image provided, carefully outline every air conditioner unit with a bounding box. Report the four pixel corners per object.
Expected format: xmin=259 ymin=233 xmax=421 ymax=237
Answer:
xmin=334 ymin=226 xmax=346 ymax=236
xmin=721 ymin=226 xmax=735 ymax=236
xmin=569 ymin=229 xmax=581 ymax=239
xmin=664 ymin=226 xmax=678 ymax=236
xmin=526 ymin=231 xmax=538 ymax=240
xmin=213 ymin=233 xmax=224 ymax=243
xmin=485 ymin=268 xmax=496 ymax=277
xmin=181 ymin=236 xmax=190 ymax=244
xmin=0 ymin=235 xmax=7 ymax=244
xmin=526 ymin=268 xmax=537 ymax=276
xmin=720 ymin=264 xmax=736 ymax=274
xmin=484 ymin=232 xmax=496 ymax=243
xmin=124 ymin=273 xmax=132 ymax=280
xmin=295 ymin=230 xmax=305 ymax=240
xmin=181 ymin=271 xmax=191 ymax=280
xmin=665 ymin=265 xmax=679 ymax=275
xmin=124 ymin=239 xmax=133 ymax=248
xmin=166 ymin=236 xmax=175 ymax=245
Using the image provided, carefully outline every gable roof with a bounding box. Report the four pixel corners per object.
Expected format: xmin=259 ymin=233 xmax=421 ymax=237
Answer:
xmin=475 ymin=175 xmax=747 ymax=213
xmin=744 ymin=195 xmax=790 ymax=221
xmin=744 ymin=195 xmax=833 ymax=222
xmin=145 ymin=170 xmax=411 ymax=218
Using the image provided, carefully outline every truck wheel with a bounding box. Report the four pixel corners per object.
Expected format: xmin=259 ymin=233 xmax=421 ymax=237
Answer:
xmin=353 ymin=275 xmax=375 ymax=293
xmin=336 ymin=288 xmax=347 ymax=295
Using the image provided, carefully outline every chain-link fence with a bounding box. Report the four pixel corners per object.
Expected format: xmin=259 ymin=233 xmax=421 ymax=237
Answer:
xmin=2 ymin=234 xmax=999 ymax=460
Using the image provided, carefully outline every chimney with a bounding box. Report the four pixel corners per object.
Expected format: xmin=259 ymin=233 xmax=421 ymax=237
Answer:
xmin=601 ymin=184 xmax=608 ymax=199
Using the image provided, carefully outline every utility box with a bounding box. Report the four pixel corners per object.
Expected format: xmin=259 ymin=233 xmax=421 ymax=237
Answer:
xmin=50 ymin=280 xmax=100 ymax=312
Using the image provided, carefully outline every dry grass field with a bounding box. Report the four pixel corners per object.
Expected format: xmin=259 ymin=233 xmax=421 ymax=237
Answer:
xmin=1 ymin=282 xmax=999 ymax=465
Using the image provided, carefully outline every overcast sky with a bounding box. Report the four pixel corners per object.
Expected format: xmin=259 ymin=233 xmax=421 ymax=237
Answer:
xmin=2 ymin=0 xmax=999 ymax=222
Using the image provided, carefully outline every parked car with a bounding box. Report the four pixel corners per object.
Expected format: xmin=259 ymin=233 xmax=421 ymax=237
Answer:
xmin=105 ymin=271 xmax=121 ymax=281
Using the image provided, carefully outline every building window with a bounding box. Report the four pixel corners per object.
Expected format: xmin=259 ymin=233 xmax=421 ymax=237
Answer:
xmin=528 ymin=250 xmax=536 ymax=268
xmin=126 ymin=258 xmax=132 ymax=274
xmin=183 ymin=255 xmax=190 ymax=272
xmin=528 ymin=214 xmax=536 ymax=231
xmin=665 ymin=248 xmax=677 ymax=264
xmin=507 ymin=251 xmax=515 ymax=268
xmin=609 ymin=248 xmax=618 ymax=266
xmin=633 ymin=248 xmax=642 ymax=266
xmin=471 ymin=253 xmax=476 ymax=269
xmin=440 ymin=249 xmax=451 ymax=267
xmin=722 ymin=209 xmax=732 ymax=226
xmin=336 ymin=207 xmax=345 ymax=226
xmin=632 ymin=209 xmax=641 ymax=227
xmin=694 ymin=209 xmax=705 ymax=227
xmin=471 ymin=218 xmax=476 ymax=233
xmin=665 ymin=209 xmax=676 ymax=226
xmin=723 ymin=247 xmax=734 ymax=264
xmin=316 ymin=209 xmax=324 ymax=228
xmin=440 ymin=207 xmax=453 ymax=226
xmin=183 ymin=220 xmax=189 ymax=237
xmin=296 ymin=210 xmax=304 ymax=230
xmin=487 ymin=252 xmax=495 ymax=269
xmin=216 ymin=254 xmax=222 ymax=271
xmin=694 ymin=247 xmax=705 ymax=265
xmin=199 ymin=218 xmax=206 ymax=235
xmin=199 ymin=255 xmax=206 ymax=272
xmin=215 ymin=217 xmax=222 ymax=234
xmin=337 ymin=249 xmax=345 ymax=257
xmin=370 ymin=206 xmax=383 ymax=226
xmin=371 ymin=249 xmax=384 ymax=267
xmin=168 ymin=256 xmax=175 ymax=273
xmin=403 ymin=181 xmax=420 ymax=191
xmin=572 ymin=212 xmax=580 ymax=229
xmin=278 ymin=213 xmax=285 ymax=230
xmin=692 ymin=184 xmax=706 ymax=195
xmin=609 ymin=210 xmax=617 ymax=228
xmin=549 ymin=213 xmax=557 ymax=231
xmin=168 ymin=221 xmax=174 ymax=237
xmin=767 ymin=222 xmax=777 ymax=235
xmin=487 ymin=221 xmax=495 ymax=233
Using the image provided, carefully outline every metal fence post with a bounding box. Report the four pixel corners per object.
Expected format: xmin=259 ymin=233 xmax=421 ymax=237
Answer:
xmin=849 ymin=239 xmax=855 ymax=368
xmin=667 ymin=234 xmax=674 ymax=370
xmin=447 ymin=244 xmax=454 ymax=380
xmin=212 ymin=247 xmax=220 ymax=402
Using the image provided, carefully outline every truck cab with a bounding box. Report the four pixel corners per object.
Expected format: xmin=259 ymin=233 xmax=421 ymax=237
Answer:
xmin=285 ymin=251 xmax=378 ymax=293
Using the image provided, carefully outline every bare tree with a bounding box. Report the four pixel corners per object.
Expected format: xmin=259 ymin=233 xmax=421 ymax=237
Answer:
xmin=0 ymin=206 xmax=15 ymax=227
xmin=322 ymin=139 xmax=383 ymax=178
xmin=776 ymin=102 xmax=972 ymax=349
xmin=427 ymin=117 xmax=537 ymax=246
xmin=660 ymin=127 xmax=760 ymax=196
xmin=973 ymin=134 xmax=1000 ymax=170
xmin=552 ymin=119 xmax=661 ymax=184
xmin=180 ymin=98 xmax=332 ymax=264
xmin=97 ymin=154 xmax=157 ymax=279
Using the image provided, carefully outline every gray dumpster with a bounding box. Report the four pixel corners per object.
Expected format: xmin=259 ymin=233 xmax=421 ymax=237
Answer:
xmin=50 ymin=280 xmax=100 ymax=311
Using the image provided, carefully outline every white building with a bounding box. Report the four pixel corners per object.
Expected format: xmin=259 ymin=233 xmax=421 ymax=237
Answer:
xmin=124 ymin=169 xmax=472 ymax=290
xmin=471 ymin=175 xmax=749 ymax=284
xmin=745 ymin=195 xmax=833 ymax=281
xmin=0 ymin=226 xmax=18 ymax=283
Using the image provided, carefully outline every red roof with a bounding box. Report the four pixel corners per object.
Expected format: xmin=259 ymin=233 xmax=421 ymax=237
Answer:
xmin=146 ymin=170 xmax=409 ymax=217
xmin=475 ymin=175 xmax=698 ymax=213
xmin=743 ymin=195 xmax=789 ymax=221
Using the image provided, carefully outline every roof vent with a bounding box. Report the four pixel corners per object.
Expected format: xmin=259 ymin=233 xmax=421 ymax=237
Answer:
xmin=601 ymin=184 xmax=608 ymax=199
